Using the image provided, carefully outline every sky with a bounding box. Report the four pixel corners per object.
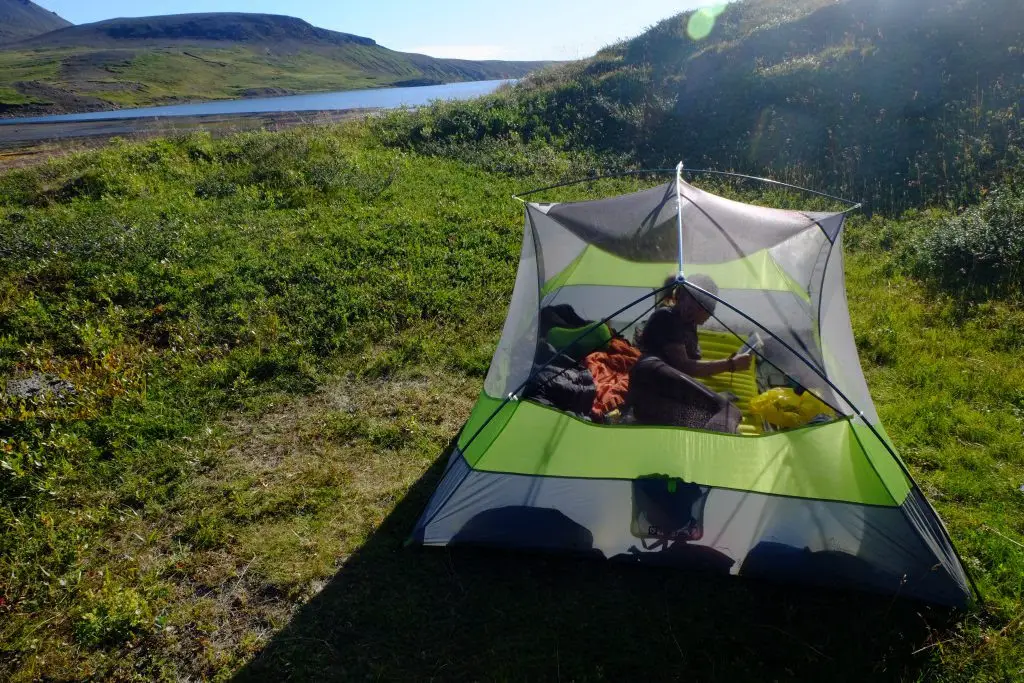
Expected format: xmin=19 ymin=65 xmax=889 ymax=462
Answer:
xmin=33 ymin=0 xmax=715 ymax=61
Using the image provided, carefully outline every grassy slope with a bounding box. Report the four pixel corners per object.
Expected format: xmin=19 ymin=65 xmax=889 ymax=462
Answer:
xmin=1 ymin=122 xmax=1024 ymax=680
xmin=0 ymin=41 xmax=547 ymax=116
xmin=382 ymin=0 xmax=1023 ymax=213
xmin=86 ymin=47 xmax=421 ymax=105
xmin=0 ymin=48 xmax=65 ymax=105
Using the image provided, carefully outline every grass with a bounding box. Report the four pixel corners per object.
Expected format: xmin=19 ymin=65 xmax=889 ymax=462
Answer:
xmin=1 ymin=121 xmax=1024 ymax=680
xmin=0 ymin=49 xmax=65 ymax=110
xmin=93 ymin=48 xmax=419 ymax=106
xmin=0 ymin=46 xmax=406 ymax=111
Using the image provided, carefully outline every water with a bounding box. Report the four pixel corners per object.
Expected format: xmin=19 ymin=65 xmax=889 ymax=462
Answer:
xmin=0 ymin=79 xmax=511 ymax=125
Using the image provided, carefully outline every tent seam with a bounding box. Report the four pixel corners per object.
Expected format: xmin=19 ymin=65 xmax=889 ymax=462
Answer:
xmin=816 ymin=226 xmax=839 ymax=354
xmin=848 ymin=422 xmax=979 ymax=604
xmin=464 ymin=465 xmax=904 ymax=509
xmin=413 ymin=450 xmax=477 ymax=538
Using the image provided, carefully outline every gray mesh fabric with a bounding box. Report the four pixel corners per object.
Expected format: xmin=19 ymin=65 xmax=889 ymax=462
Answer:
xmin=484 ymin=217 xmax=540 ymax=399
xmin=527 ymin=205 xmax=589 ymax=286
xmin=545 ymin=180 xmax=836 ymax=264
xmin=818 ymin=233 xmax=879 ymax=422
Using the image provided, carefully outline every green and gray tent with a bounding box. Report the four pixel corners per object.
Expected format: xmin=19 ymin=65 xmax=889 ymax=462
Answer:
xmin=411 ymin=173 xmax=974 ymax=607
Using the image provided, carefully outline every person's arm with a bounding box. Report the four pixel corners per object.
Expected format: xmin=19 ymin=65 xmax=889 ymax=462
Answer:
xmin=663 ymin=343 xmax=753 ymax=377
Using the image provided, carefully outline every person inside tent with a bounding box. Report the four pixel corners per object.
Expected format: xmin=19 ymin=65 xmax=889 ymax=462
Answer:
xmin=626 ymin=274 xmax=753 ymax=432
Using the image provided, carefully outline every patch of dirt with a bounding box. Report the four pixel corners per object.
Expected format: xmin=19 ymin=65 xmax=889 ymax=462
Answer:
xmin=218 ymin=374 xmax=476 ymax=476
xmin=59 ymin=50 xmax=139 ymax=82
xmin=75 ymin=80 xmax=147 ymax=94
xmin=182 ymin=51 xmax=227 ymax=67
xmin=4 ymin=372 xmax=77 ymax=401
xmin=238 ymin=87 xmax=297 ymax=98
xmin=6 ymin=80 xmax=114 ymax=117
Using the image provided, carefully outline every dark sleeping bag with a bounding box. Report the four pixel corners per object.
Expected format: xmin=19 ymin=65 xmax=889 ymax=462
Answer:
xmin=522 ymin=341 xmax=597 ymax=419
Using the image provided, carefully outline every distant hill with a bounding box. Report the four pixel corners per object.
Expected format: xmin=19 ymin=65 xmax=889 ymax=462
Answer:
xmin=0 ymin=12 xmax=553 ymax=117
xmin=16 ymin=12 xmax=377 ymax=49
xmin=0 ymin=0 xmax=71 ymax=44
xmin=384 ymin=0 xmax=1024 ymax=211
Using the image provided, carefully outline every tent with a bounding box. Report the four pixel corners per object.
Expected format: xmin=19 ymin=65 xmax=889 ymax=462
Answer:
xmin=410 ymin=168 xmax=975 ymax=607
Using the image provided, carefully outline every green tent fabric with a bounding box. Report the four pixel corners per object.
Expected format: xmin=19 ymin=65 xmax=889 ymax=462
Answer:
xmin=411 ymin=176 xmax=974 ymax=607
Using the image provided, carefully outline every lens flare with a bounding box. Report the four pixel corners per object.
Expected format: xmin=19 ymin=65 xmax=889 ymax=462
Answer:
xmin=686 ymin=4 xmax=727 ymax=41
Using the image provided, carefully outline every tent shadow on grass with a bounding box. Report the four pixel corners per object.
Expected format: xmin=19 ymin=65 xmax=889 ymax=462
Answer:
xmin=234 ymin=443 xmax=959 ymax=682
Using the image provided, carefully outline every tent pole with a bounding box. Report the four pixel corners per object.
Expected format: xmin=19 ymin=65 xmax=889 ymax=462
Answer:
xmin=512 ymin=167 xmax=862 ymax=208
xmin=675 ymin=161 xmax=685 ymax=280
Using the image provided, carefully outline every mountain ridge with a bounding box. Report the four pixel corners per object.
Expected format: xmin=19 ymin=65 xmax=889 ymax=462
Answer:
xmin=11 ymin=12 xmax=379 ymax=50
xmin=0 ymin=11 xmax=554 ymax=118
xmin=0 ymin=0 xmax=72 ymax=45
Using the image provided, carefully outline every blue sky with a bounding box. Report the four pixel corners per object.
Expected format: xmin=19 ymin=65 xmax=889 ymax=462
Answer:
xmin=33 ymin=0 xmax=714 ymax=61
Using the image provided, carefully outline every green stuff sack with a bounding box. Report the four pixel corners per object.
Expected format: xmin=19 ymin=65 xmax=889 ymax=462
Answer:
xmin=547 ymin=323 xmax=613 ymax=359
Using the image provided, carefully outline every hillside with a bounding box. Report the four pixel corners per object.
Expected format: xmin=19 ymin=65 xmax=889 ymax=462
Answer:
xmin=0 ymin=0 xmax=71 ymax=45
xmin=14 ymin=13 xmax=381 ymax=49
xmin=6 ymin=1 xmax=1024 ymax=678
xmin=0 ymin=12 xmax=552 ymax=117
xmin=377 ymin=0 xmax=1024 ymax=212
xmin=2 ymin=119 xmax=1024 ymax=681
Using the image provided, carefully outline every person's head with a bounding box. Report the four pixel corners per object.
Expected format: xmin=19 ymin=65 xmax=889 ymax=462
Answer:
xmin=670 ymin=273 xmax=719 ymax=324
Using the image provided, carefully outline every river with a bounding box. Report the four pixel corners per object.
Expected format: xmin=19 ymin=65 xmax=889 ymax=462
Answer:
xmin=0 ymin=79 xmax=512 ymax=125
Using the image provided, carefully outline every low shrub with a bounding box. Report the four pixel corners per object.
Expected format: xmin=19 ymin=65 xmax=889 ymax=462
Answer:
xmin=911 ymin=185 xmax=1024 ymax=297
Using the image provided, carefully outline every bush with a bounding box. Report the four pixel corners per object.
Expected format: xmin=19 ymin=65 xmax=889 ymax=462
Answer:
xmin=912 ymin=185 xmax=1024 ymax=297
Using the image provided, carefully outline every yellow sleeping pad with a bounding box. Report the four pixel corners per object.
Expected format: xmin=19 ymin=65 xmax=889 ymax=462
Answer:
xmin=695 ymin=329 xmax=763 ymax=435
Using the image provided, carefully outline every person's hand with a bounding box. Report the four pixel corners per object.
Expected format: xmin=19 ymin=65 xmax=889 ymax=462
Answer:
xmin=730 ymin=352 xmax=753 ymax=372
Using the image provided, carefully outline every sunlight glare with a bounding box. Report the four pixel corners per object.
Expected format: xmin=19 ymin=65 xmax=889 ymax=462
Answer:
xmin=686 ymin=4 xmax=727 ymax=41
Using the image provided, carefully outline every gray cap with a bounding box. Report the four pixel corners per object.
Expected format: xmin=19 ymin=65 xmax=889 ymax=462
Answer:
xmin=682 ymin=273 xmax=719 ymax=314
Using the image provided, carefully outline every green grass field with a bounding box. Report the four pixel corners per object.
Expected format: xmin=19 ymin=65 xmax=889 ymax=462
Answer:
xmin=2 ymin=123 xmax=1024 ymax=680
xmin=92 ymin=47 xmax=422 ymax=106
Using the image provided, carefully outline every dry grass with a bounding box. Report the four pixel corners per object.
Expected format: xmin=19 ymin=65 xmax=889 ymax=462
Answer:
xmin=6 ymin=368 xmax=479 ymax=681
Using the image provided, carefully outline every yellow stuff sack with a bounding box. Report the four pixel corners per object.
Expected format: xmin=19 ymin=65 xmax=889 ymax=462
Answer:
xmin=749 ymin=388 xmax=835 ymax=429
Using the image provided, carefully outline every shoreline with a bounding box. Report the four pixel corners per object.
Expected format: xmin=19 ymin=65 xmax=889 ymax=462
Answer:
xmin=0 ymin=81 xmax=448 ymax=122
xmin=0 ymin=109 xmax=375 ymax=169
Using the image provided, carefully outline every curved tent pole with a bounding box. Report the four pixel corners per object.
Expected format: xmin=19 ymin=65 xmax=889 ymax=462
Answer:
xmin=513 ymin=168 xmax=862 ymax=209
xmin=681 ymin=279 xmax=984 ymax=605
xmin=681 ymin=168 xmax=862 ymax=208
xmin=513 ymin=168 xmax=678 ymax=201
